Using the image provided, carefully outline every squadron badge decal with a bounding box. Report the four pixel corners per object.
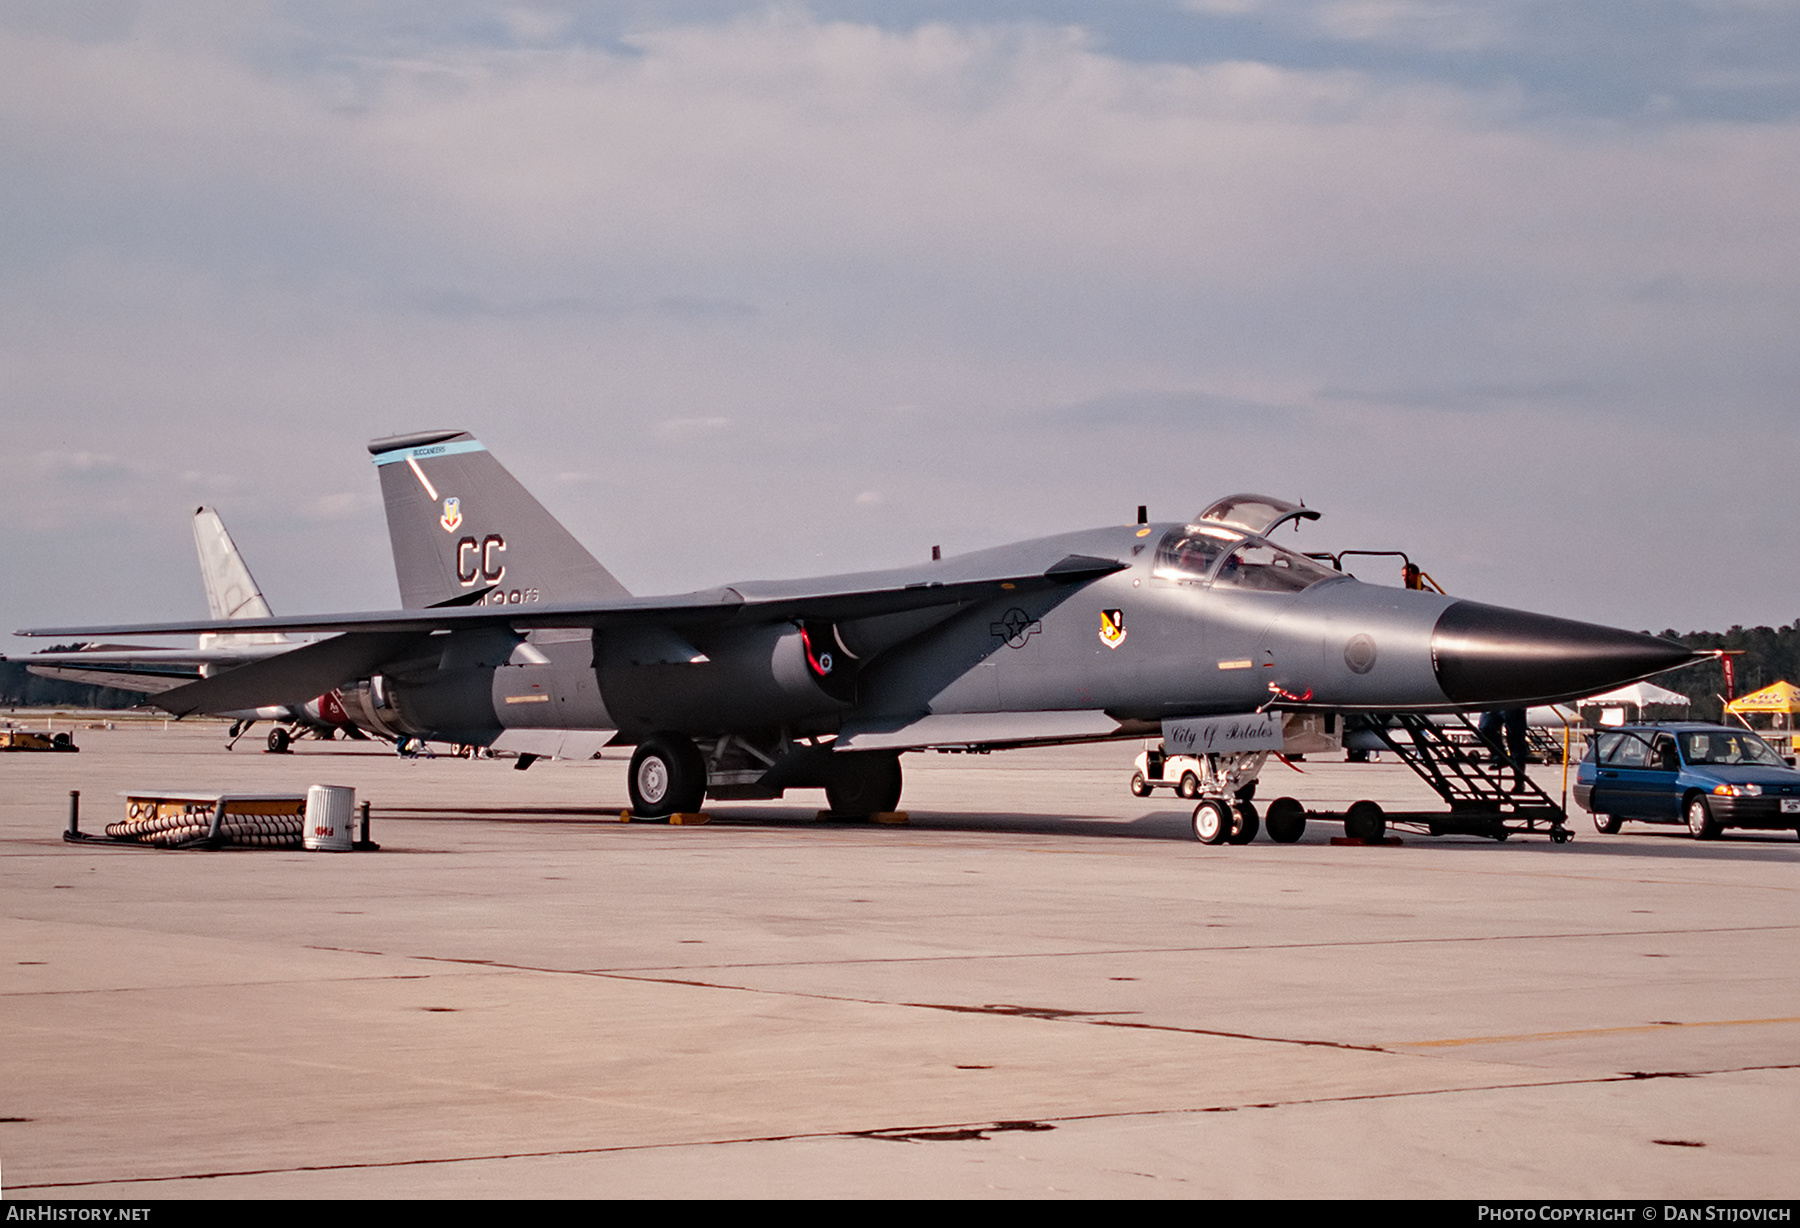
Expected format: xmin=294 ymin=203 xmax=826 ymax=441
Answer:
xmin=1099 ymin=608 xmax=1127 ymax=649
xmin=440 ymin=497 xmax=463 ymax=533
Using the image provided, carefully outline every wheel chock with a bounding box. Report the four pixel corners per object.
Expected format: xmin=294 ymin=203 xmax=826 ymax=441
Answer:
xmin=668 ymin=812 xmax=711 ymax=825
xmin=814 ymin=810 xmax=909 ymax=824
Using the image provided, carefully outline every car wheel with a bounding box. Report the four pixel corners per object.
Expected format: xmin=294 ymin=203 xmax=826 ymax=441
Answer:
xmin=629 ymin=734 xmax=707 ymax=818
xmin=1129 ymin=771 xmax=1152 ymax=798
xmin=1227 ymin=801 xmax=1260 ymax=844
xmin=1592 ymin=812 xmax=1621 ymax=835
xmin=1177 ymin=772 xmax=1200 ymax=800
xmin=1265 ymin=797 xmax=1306 ymax=844
xmin=1344 ymin=800 xmax=1386 ymax=842
xmin=1191 ymin=799 xmax=1231 ymax=845
xmin=1685 ymin=794 xmax=1720 ymax=840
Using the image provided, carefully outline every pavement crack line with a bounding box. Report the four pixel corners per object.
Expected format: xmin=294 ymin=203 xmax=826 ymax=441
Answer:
xmin=390 ymin=947 xmax=1800 ymax=1056
xmin=394 ymin=921 xmax=1800 ymax=977
xmin=590 ymin=970 xmax=1394 ymax=1052
xmin=14 ymin=1061 xmax=1800 ymax=1193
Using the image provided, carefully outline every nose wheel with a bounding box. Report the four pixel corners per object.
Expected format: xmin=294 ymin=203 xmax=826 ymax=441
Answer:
xmin=1192 ymin=799 xmax=1232 ymax=844
xmin=1185 ymin=750 xmax=1273 ymax=845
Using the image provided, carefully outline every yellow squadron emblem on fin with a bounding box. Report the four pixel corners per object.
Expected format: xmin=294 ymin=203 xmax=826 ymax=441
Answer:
xmin=440 ymin=497 xmax=463 ymax=533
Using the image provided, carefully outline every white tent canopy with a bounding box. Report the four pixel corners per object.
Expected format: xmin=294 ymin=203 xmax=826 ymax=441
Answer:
xmin=1583 ymin=681 xmax=1690 ymax=706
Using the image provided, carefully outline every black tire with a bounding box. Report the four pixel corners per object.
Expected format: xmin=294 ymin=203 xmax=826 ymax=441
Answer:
xmin=267 ymin=727 xmax=290 ymax=754
xmin=1227 ymin=801 xmax=1260 ymax=845
xmin=1685 ymin=794 xmax=1720 ymax=840
xmin=826 ymin=752 xmax=903 ymax=816
xmin=1266 ymin=797 xmax=1306 ymax=844
xmin=1129 ymin=771 xmax=1151 ymax=798
xmin=1177 ymin=772 xmax=1200 ymax=800
xmin=1592 ymin=812 xmax=1621 ymax=835
xmin=1192 ymin=799 xmax=1232 ymax=844
xmin=1344 ymin=800 xmax=1386 ymax=842
xmin=629 ymin=734 xmax=707 ymax=817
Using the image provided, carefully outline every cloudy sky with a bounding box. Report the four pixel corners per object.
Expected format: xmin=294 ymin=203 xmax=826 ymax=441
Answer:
xmin=4 ymin=0 xmax=1797 ymax=656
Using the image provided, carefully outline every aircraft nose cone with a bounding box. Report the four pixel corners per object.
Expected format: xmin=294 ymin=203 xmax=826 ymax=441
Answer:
xmin=1431 ymin=600 xmax=1701 ymax=706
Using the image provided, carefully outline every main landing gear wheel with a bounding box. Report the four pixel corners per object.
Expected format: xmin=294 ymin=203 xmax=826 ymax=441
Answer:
xmin=629 ymin=734 xmax=707 ymax=818
xmin=826 ymin=752 xmax=903 ymax=817
xmin=1192 ymin=799 xmax=1232 ymax=845
xmin=266 ymin=727 xmax=290 ymax=754
xmin=1265 ymin=797 xmax=1306 ymax=844
xmin=1592 ymin=812 xmax=1621 ymax=835
xmin=1685 ymin=795 xmax=1720 ymax=840
xmin=1344 ymin=800 xmax=1386 ymax=842
xmin=1178 ymin=772 xmax=1201 ymax=800
xmin=1227 ymin=801 xmax=1260 ymax=845
xmin=1129 ymin=772 xmax=1152 ymax=798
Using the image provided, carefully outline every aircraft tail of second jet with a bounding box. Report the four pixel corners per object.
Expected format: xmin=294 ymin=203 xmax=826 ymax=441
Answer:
xmin=193 ymin=507 xmax=293 ymax=647
xmin=369 ymin=430 xmax=631 ymax=608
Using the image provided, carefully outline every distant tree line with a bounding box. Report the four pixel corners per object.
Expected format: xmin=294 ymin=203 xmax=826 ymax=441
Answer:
xmin=1652 ymin=621 xmax=1800 ymax=722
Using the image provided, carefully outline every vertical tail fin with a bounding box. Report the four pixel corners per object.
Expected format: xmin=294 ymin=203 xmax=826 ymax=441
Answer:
xmin=192 ymin=507 xmax=292 ymax=647
xmin=368 ymin=430 xmax=631 ymax=609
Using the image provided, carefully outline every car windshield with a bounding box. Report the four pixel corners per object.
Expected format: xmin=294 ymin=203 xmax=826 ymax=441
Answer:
xmin=1679 ymin=730 xmax=1786 ymax=767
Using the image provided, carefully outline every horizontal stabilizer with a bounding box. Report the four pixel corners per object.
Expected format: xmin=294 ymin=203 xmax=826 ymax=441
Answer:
xmin=24 ymin=662 xmax=199 ymax=695
xmin=11 ymin=642 xmax=296 ymax=696
xmin=154 ymin=631 xmax=425 ymax=717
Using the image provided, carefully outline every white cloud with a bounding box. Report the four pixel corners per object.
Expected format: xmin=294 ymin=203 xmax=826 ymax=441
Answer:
xmin=1308 ymin=1 xmax=1511 ymax=52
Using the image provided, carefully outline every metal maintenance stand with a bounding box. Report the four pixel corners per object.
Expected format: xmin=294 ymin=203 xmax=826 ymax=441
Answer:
xmin=1353 ymin=712 xmax=1572 ymax=842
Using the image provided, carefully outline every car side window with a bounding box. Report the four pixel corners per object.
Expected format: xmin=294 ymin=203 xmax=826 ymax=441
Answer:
xmin=1602 ymin=734 xmax=1651 ymax=768
xmin=1651 ymin=735 xmax=1679 ymax=771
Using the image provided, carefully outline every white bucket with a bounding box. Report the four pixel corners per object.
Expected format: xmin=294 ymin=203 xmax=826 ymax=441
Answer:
xmin=303 ymin=784 xmax=356 ymax=852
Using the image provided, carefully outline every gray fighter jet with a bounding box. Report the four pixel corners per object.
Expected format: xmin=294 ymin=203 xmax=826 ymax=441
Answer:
xmin=20 ymin=430 xmax=1698 ymax=829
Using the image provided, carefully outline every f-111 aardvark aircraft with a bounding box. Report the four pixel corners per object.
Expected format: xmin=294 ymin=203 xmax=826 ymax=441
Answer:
xmin=21 ymin=430 xmax=1698 ymax=832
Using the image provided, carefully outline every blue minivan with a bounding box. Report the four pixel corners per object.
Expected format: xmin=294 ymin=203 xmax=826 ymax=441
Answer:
xmin=1574 ymin=723 xmax=1800 ymax=838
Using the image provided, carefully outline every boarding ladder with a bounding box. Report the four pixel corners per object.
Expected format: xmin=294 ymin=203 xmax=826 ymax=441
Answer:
xmin=1359 ymin=713 xmax=1572 ymax=842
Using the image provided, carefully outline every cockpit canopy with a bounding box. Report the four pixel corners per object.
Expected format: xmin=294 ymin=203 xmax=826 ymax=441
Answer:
xmin=1154 ymin=517 xmax=1340 ymax=595
xmin=1195 ymin=493 xmax=1319 ymax=538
